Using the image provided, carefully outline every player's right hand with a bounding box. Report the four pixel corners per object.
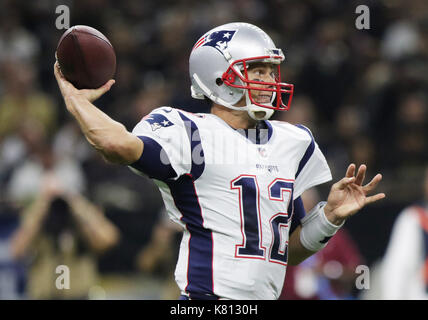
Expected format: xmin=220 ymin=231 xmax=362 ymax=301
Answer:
xmin=54 ymin=60 xmax=115 ymax=103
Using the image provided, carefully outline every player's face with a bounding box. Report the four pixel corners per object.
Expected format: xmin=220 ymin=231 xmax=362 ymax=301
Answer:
xmin=246 ymin=62 xmax=277 ymax=103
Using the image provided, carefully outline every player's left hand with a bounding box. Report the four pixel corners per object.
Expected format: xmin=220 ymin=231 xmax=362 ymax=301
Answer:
xmin=324 ymin=164 xmax=385 ymax=225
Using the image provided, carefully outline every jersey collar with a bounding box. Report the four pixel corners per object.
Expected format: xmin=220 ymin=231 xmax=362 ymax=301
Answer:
xmin=210 ymin=113 xmax=273 ymax=145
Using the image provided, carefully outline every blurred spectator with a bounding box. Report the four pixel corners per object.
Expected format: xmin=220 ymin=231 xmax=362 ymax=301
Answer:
xmin=349 ymin=136 xmax=376 ymax=175
xmin=393 ymin=93 xmax=428 ymax=169
xmin=280 ymin=228 xmax=363 ymax=300
xmin=275 ymin=95 xmax=318 ymax=130
xmin=52 ymin=121 xmax=93 ymax=164
xmin=329 ymin=105 xmax=378 ymax=181
xmin=135 ymin=209 xmax=182 ymax=299
xmin=6 ymin=130 xmax=85 ymax=205
xmin=0 ymin=199 xmax=26 ymax=299
xmin=82 ymin=151 xmax=165 ymax=275
xmin=130 ymin=75 xmax=173 ymax=123
xmin=9 ymin=176 xmax=120 ymax=299
xmin=379 ymin=166 xmax=428 ymax=299
xmin=0 ymin=11 xmax=39 ymax=64
xmin=381 ymin=21 xmax=421 ymax=61
xmin=0 ymin=60 xmax=56 ymax=140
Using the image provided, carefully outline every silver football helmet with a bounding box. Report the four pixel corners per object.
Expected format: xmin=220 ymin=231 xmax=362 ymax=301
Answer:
xmin=189 ymin=22 xmax=294 ymax=120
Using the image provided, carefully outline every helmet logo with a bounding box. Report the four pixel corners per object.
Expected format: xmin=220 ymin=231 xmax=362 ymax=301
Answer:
xmin=193 ymin=30 xmax=236 ymax=54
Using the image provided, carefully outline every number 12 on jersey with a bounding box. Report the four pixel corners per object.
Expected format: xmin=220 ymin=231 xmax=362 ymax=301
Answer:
xmin=231 ymin=175 xmax=294 ymax=266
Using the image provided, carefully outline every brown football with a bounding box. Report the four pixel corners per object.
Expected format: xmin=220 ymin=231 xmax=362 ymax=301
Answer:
xmin=56 ymin=25 xmax=116 ymax=89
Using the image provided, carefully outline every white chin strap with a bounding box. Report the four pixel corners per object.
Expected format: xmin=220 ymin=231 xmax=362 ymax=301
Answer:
xmin=244 ymin=90 xmax=275 ymax=121
xmin=246 ymin=104 xmax=274 ymax=121
xmin=192 ymin=73 xmax=275 ymax=121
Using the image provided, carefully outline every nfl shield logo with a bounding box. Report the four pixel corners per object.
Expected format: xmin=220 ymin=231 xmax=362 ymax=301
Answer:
xmin=258 ymin=147 xmax=268 ymax=158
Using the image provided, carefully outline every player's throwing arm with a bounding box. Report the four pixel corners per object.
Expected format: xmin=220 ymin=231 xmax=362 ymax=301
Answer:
xmin=53 ymin=62 xmax=143 ymax=165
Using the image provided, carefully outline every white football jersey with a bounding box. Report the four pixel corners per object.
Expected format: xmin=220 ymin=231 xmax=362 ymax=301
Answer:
xmin=130 ymin=106 xmax=332 ymax=300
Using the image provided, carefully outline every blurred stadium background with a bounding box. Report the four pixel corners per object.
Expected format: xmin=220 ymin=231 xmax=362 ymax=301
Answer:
xmin=0 ymin=0 xmax=427 ymax=299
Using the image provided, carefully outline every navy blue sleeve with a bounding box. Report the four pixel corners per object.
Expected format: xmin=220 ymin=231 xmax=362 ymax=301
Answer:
xmin=129 ymin=136 xmax=177 ymax=181
xmin=289 ymin=196 xmax=306 ymax=235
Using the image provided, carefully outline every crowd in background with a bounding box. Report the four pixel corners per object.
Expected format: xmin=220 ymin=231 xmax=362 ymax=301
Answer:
xmin=0 ymin=0 xmax=427 ymax=299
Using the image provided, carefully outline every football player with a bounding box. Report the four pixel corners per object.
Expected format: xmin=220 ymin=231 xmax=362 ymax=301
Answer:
xmin=54 ymin=22 xmax=385 ymax=300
